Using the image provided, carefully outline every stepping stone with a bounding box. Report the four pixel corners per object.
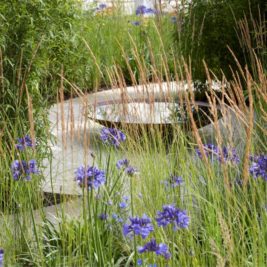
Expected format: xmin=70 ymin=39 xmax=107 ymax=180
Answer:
xmin=42 ymin=98 xmax=103 ymax=195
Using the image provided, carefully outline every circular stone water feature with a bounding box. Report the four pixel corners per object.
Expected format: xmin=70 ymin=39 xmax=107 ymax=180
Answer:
xmin=88 ymin=100 xmax=217 ymax=130
xmin=92 ymin=101 xmax=180 ymax=124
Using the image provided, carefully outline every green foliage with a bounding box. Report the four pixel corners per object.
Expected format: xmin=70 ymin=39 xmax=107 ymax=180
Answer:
xmin=0 ymin=2 xmax=176 ymax=103
xmin=0 ymin=0 xmax=82 ymax=99
xmin=0 ymin=0 xmax=82 ymax=159
xmin=175 ymin=0 xmax=266 ymax=81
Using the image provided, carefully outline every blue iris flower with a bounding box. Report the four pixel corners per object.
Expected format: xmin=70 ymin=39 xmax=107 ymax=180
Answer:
xmin=136 ymin=5 xmax=156 ymax=15
xmin=15 ymin=135 xmax=34 ymax=150
xmin=100 ymin=127 xmax=126 ymax=148
xmin=138 ymin=238 xmax=171 ymax=260
xmin=123 ymin=214 xmax=154 ymax=239
xmin=249 ymin=155 xmax=267 ymax=181
xmin=196 ymin=144 xmax=240 ymax=164
xmin=75 ymin=165 xmax=106 ymax=190
xmin=11 ymin=159 xmax=39 ymax=181
xmin=156 ymin=204 xmax=190 ymax=230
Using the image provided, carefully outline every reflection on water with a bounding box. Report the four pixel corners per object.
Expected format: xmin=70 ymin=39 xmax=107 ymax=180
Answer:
xmin=90 ymin=102 xmax=189 ymax=124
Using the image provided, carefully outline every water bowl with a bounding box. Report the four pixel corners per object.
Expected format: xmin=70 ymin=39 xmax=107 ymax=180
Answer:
xmin=88 ymin=98 xmax=219 ymax=136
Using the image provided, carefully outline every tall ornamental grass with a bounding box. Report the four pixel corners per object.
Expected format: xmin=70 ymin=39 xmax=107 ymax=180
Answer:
xmin=1 ymin=50 xmax=266 ymax=265
xmin=0 ymin=1 xmax=266 ymax=266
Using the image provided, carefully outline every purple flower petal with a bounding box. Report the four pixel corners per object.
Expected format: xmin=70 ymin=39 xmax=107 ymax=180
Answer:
xmin=138 ymin=238 xmax=171 ymax=260
xmin=75 ymin=165 xmax=106 ymax=190
xmin=100 ymin=128 xmax=126 ymax=148
xmin=123 ymin=214 xmax=154 ymax=239
xmin=156 ymin=204 xmax=190 ymax=230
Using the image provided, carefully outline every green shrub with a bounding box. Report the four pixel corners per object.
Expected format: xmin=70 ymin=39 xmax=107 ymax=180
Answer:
xmin=175 ymin=0 xmax=266 ymax=82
